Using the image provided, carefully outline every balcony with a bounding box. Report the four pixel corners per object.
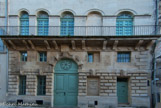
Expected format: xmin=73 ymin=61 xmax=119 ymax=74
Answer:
xmin=0 ymin=25 xmax=160 ymax=36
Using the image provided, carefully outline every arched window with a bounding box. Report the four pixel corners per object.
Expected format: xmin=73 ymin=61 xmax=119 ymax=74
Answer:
xmin=37 ymin=12 xmax=49 ymax=36
xmin=20 ymin=11 xmax=29 ymax=35
xmin=61 ymin=12 xmax=74 ymax=36
xmin=116 ymin=12 xmax=133 ymax=36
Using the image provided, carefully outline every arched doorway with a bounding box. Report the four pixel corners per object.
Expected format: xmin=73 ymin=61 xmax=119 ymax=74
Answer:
xmin=54 ymin=59 xmax=78 ymax=107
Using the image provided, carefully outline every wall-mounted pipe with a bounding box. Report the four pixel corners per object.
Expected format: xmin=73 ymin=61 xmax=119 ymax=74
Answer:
xmin=5 ymin=0 xmax=8 ymax=95
xmin=5 ymin=0 xmax=8 ymax=30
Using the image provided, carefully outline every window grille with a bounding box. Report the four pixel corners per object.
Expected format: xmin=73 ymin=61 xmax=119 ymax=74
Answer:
xmin=39 ymin=52 xmax=47 ymax=62
xmin=19 ymin=76 xmax=26 ymax=95
xmin=117 ymin=52 xmax=130 ymax=62
xmin=37 ymin=76 xmax=46 ymax=95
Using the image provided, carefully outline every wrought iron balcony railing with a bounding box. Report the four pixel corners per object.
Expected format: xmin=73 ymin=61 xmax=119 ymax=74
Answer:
xmin=0 ymin=25 xmax=159 ymax=36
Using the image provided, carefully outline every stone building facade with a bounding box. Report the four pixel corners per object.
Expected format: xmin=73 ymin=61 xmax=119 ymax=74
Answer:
xmin=1 ymin=36 xmax=158 ymax=108
xmin=0 ymin=0 xmax=159 ymax=108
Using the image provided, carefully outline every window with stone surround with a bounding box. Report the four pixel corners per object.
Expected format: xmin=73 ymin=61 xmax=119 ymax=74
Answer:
xmin=117 ymin=52 xmax=130 ymax=62
xmin=37 ymin=76 xmax=46 ymax=95
xmin=20 ymin=51 xmax=27 ymax=62
xmin=19 ymin=76 xmax=26 ymax=95
xmin=87 ymin=52 xmax=100 ymax=63
xmin=39 ymin=52 xmax=47 ymax=62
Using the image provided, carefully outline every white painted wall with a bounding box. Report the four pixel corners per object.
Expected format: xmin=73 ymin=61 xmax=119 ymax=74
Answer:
xmin=8 ymin=0 xmax=155 ymax=27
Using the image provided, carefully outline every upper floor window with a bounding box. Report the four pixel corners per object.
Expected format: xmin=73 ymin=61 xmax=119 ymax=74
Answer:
xmin=39 ymin=52 xmax=47 ymax=62
xmin=37 ymin=11 xmax=49 ymax=36
xmin=21 ymin=51 xmax=27 ymax=62
xmin=61 ymin=12 xmax=74 ymax=36
xmin=20 ymin=11 xmax=29 ymax=35
xmin=19 ymin=76 xmax=26 ymax=95
xmin=117 ymin=52 xmax=131 ymax=63
xmin=116 ymin=12 xmax=133 ymax=36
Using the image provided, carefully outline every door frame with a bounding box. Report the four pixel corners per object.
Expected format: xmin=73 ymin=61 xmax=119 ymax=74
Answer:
xmin=117 ymin=77 xmax=131 ymax=105
xmin=53 ymin=59 xmax=78 ymax=107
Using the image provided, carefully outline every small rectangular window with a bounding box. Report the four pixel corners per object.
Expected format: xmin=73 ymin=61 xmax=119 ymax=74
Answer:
xmin=39 ymin=52 xmax=47 ymax=62
xmin=19 ymin=76 xmax=26 ymax=95
xmin=117 ymin=52 xmax=130 ymax=62
xmin=88 ymin=53 xmax=93 ymax=63
xmin=21 ymin=52 xmax=27 ymax=62
xmin=37 ymin=76 xmax=46 ymax=95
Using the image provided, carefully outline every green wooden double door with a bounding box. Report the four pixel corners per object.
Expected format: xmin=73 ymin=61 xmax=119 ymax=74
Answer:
xmin=54 ymin=59 xmax=78 ymax=107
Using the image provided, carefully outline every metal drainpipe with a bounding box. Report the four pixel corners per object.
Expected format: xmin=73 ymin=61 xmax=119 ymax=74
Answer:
xmin=156 ymin=0 xmax=159 ymax=34
xmin=154 ymin=0 xmax=159 ymax=107
xmin=5 ymin=0 xmax=8 ymax=96
xmin=5 ymin=0 xmax=8 ymax=33
xmin=153 ymin=38 xmax=161 ymax=108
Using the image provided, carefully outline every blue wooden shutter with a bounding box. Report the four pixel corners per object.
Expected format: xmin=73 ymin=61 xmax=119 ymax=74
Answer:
xmin=61 ymin=14 xmax=74 ymax=36
xmin=88 ymin=53 xmax=93 ymax=63
xmin=116 ymin=13 xmax=133 ymax=36
xmin=38 ymin=13 xmax=49 ymax=36
xmin=20 ymin=13 xmax=29 ymax=35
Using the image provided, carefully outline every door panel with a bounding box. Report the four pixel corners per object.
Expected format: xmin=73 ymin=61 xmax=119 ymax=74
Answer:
xmin=117 ymin=79 xmax=128 ymax=104
xmin=55 ymin=75 xmax=65 ymax=91
xmin=67 ymin=75 xmax=78 ymax=92
xmin=66 ymin=74 xmax=78 ymax=106
xmin=54 ymin=75 xmax=66 ymax=106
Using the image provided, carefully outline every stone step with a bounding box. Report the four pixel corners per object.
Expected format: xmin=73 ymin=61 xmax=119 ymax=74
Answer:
xmin=117 ymin=107 xmax=134 ymax=108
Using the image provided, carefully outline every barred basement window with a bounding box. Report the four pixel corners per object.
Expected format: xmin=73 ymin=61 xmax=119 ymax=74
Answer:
xmin=117 ymin=52 xmax=130 ymax=62
xmin=20 ymin=52 xmax=27 ymax=61
xmin=37 ymin=76 xmax=46 ymax=95
xmin=19 ymin=76 xmax=26 ymax=95
xmin=39 ymin=52 xmax=47 ymax=62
